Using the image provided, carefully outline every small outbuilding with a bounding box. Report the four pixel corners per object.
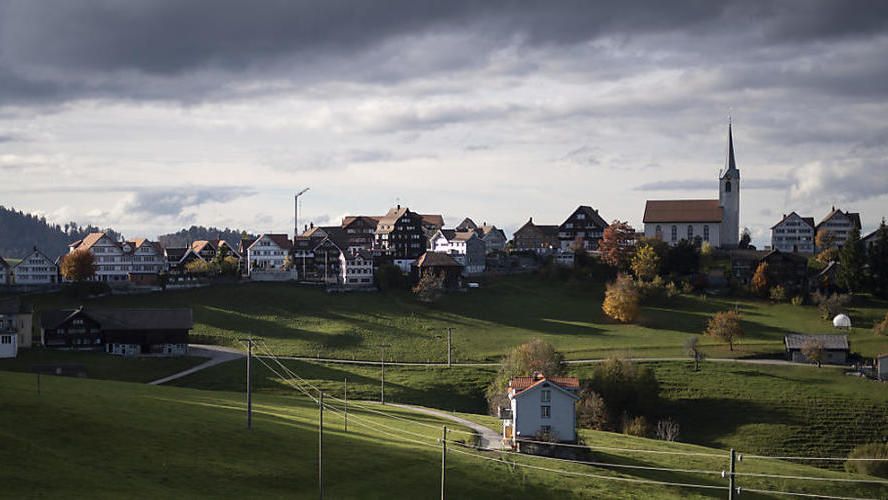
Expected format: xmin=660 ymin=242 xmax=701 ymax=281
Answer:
xmin=832 ymin=314 xmax=852 ymax=329
xmin=784 ymin=334 xmax=849 ymax=365
xmin=878 ymin=353 xmax=888 ymax=382
xmin=411 ymin=252 xmax=464 ymax=289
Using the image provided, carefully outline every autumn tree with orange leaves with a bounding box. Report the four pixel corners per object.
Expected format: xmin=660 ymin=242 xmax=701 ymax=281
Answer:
xmin=600 ymin=221 xmax=636 ymax=269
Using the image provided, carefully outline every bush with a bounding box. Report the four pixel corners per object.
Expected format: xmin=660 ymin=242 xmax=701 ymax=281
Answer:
xmin=680 ymin=280 xmax=694 ymax=294
xmin=664 ymin=281 xmax=680 ymax=299
xmin=655 ymin=418 xmax=680 ymax=442
xmin=621 ymin=415 xmax=650 ymax=437
xmin=791 ymin=295 xmax=804 ymax=306
xmin=845 ymin=443 xmax=888 ymax=478
xmin=874 ymin=312 xmax=888 ymax=337
xmin=811 ymin=291 xmax=853 ymax=320
xmin=602 ymin=274 xmax=640 ymax=323
xmin=576 ymin=387 xmax=608 ymax=431
xmin=375 ymin=263 xmax=407 ymax=291
xmin=634 ymin=275 xmax=666 ymax=303
xmin=586 ymin=356 xmax=659 ymax=427
xmin=769 ymin=285 xmax=787 ymax=303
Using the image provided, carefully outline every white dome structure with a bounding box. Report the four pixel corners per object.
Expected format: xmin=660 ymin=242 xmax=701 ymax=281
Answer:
xmin=832 ymin=314 xmax=852 ymax=329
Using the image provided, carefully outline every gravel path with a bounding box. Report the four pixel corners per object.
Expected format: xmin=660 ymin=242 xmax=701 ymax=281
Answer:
xmin=147 ymin=344 xmax=245 ymax=385
xmin=386 ymin=403 xmax=505 ymax=450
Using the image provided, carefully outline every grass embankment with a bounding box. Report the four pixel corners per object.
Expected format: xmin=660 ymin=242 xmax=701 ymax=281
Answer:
xmin=3 ymin=370 xmax=885 ymax=499
xmin=0 ymin=349 xmax=207 ymax=383
xmin=19 ymin=275 xmax=888 ymax=362
xmin=174 ymin=358 xmax=888 ymax=471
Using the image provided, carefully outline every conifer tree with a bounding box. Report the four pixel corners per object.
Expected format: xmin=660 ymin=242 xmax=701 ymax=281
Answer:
xmin=868 ymin=219 xmax=888 ymax=297
xmin=837 ymin=225 xmax=864 ymax=292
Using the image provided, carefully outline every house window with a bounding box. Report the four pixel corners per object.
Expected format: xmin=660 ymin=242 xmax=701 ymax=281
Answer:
xmin=703 ymin=225 xmax=710 ymax=241
xmin=687 ymin=225 xmax=693 ymax=240
xmin=671 ymin=226 xmax=677 ymax=241
xmin=1 ymin=335 xmax=11 ymax=344
xmin=541 ymin=406 xmax=551 ymax=418
xmin=541 ymin=390 xmax=551 ymax=402
xmin=541 ymin=425 xmax=551 ymax=433
xmin=655 ymin=225 xmax=662 ymax=236
xmin=725 ymin=181 xmax=731 ymax=192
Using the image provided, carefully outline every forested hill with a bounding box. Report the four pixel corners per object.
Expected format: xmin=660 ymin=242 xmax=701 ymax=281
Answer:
xmin=157 ymin=226 xmax=252 ymax=249
xmin=0 ymin=205 xmax=122 ymax=259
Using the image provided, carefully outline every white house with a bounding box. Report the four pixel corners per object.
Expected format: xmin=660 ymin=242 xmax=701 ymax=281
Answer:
xmin=816 ymin=207 xmax=862 ymax=251
xmin=878 ymin=353 xmax=888 ymax=382
xmin=69 ymin=232 xmax=133 ymax=281
xmin=340 ymin=249 xmax=375 ymax=287
xmin=643 ymin=122 xmax=740 ymax=248
xmin=771 ymin=212 xmax=816 ymax=253
xmin=0 ymin=329 xmax=15 ymax=358
xmin=12 ymin=248 xmax=59 ymax=285
xmin=0 ymin=297 xmax=33 ymax=356
xmin=430 ymin=229 xmax=486 ymax=275
xmin=130 ymin=238 xmax=168 ymax=273
xmin=501 ymin=373 xmax=580 ymax=445
xmin=247 ymin=234 xmax=292 ymax=273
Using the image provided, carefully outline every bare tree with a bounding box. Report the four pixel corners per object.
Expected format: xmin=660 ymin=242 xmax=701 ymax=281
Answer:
xmin=655 ymin=418 xmax=680 ymax=442
xmin=801 ymin=339 xmax=827 ymax=368
xmin=684 ymin=337 xmax=706 ymax=371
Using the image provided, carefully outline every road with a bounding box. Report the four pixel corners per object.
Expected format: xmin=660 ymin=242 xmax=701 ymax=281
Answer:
xmin=386 ymin=403 xmax=505 ymax=450
xmin=147 ymin=344 xmax=245 ymax=385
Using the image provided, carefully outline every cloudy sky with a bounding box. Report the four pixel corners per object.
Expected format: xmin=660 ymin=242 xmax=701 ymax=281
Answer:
xmin=1 ymin=1 xmax=887 ymax=245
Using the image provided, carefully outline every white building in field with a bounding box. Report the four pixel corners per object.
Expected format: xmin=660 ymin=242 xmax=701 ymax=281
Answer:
xmin=771 ymin=212 xmax=816 ymax=253
xmin=643 ymin=122 xmax=740 ymax=248
xmin=12 ymin=248 xmax=59 ymax=285
xmin=429 ymin=229 xmax=486 ymax=275
xmin=501 ymin=373 xmax=580 ymax=445
xmin=247 ymin=234 xmax=292 ymax=273
xmin=69 ymin=232 xmax=132 ymax=281
xmin=129 ymin=238 xmax=168 ymax=273
xmin=340 ymin=249 xmax=374 ymax=287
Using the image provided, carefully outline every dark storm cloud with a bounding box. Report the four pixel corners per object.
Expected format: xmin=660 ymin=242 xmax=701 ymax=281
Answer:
xmin=1 ymin=0 xmax=886 ymax=105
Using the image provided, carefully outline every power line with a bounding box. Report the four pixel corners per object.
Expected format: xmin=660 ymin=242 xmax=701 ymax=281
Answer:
xmin=738 ymin=487 xmax=878 ymax=500
xmin=511 ymin=437 xmax=727 ymax=458
xmin=743 ymin=454 xmax=888 ymax=462
xmin=733 ymin=470 xmax=888 ymax=484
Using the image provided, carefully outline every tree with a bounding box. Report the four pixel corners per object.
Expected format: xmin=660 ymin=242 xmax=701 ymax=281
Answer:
xmin=837 ymin=225 xmax=865 ymax=292
xmin=738 ymin=227 xmax=752 ymax=249
xmin=704 ymin=310 xmax=743 ymax=351
xmin=282 ymin=254 xmax=296 ymax=271
xmin=576 ymin=387 xmax=608 ymax=430
xmin=684 ymin=336 xmax=706 ymax=371
xmin=872 ymin=312 xmax=888 ymax=337
xmin=586 ymin=356 xmax=659 ymax=428
xmin=485 ymin=339 xmax=566 ymax=415
xmin=412 ymin=269 xmax=445 ymax=303
xmin=749 ymin=262 xmax=769 ymax=296
xmin=599 ymin=221 xmax=636 ymax=269
xmin=569 ymin=234 xmax=586 ymax=253
xmin=664 ymin=239 xmax=699 ymax=276
xmin=845 ymin=443 xmax=888 ymax=478
xmin=816 ymin=229 xmax=837 ymax=252
xmin=801 ymin=339 xmax=826 ymax=368
xmin=631 ymin=244 xmax=660 ymax=281
xmin=375 ymin=263 xmax=407 ymax=291
xmin=655 ymin=418 xmax=680 ymax=442
xmin=868 ymin=219 xmax=888 ymax=297
xmin=602 ymin=273 xmax=640 ymax=323
xmin=60 ymin=250 xmax=96 ymax=282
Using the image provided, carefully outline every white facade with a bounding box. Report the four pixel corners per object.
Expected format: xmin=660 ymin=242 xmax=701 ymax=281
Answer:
xmin=816 ymin=208 xmax=860 ymax=250
xmin=430 ymin=230 xmax=486 ymax=274
xmin=247 ymin=234 xmax=290 ymax=273
xmin=0 ymin=331 xmax=16 ymax=358
xmin=12 ymin=249 xmax=58 ymax=284
xmin=131 ymin=240 xmax=167 ymax=273
xmin=502 ymin=379 xmax=579 ymax=444
xmin=644 ymin=222 xmax=720 ymax=247
xmin=340 ymin=251 xmax=375 ymax=286
xmin=69 ymin=233 xmax=132 ymax=281
xmin=771 ymin=212 xmax=815 ymax=253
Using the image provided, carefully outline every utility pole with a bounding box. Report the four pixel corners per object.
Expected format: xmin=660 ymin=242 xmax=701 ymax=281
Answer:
xmin=728 ymin=448 xmax=735 ymax=500
xmin=344 ymin=378 xmax=348 ymax=433
xmin=319 ymin=391 xmax=324 ymax=500
xmin=375 ymin=344 xmax=391 ymax=404
xmin=36 ymin=373 xmax=40 ymax=395
xmin=238 ymin=337 xmax=261 ymax=429
xmin=440 ymin=426 xmax=447 ymax=500
xmin=294 ymin=187 xmax=310 ymax=242
xmin=447 ymin=327 xmax=452 ymax=367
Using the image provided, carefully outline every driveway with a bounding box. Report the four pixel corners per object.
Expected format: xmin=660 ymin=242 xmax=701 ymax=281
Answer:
xmin=147 ymin=344 xmax=245 ymax=385
xmin=387 ymin=403 xmax=505 ymax=450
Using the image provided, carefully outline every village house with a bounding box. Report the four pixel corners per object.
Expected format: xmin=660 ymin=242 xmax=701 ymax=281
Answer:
xmin=512 ymin=218 xmax=560 ymax=254
xmin=784 ymin=334 xmax=849 ymax=365
xmin=500 ymin=373 xmax=580 ymax=446
xmin=68 ymin=232 xmax=135 ymax=281
xmin=816 ymin=207 xmax=862 ymax=250
xmin=130 ymin=238 xmax=168 ymax=274
xmin=340 ymin=216 xmax=379 ymax=251
xmin=770 ymin=212 xmax=816 ymax=253
xmin=0 ymin=255 xmax=11 ymax=285
xmin=0 ymin=297 xmax=33 ymax=359
xmin=429 ymin=229 xmax=486 ymax=275
xmin=39 ymin=307 xmax=192 ymax=356
xmin=374 ymin=206 xmax=427 ymax=271
xmin=247 ymin=234 xmax=292 ymax=273
xmin=453 ymin=218 xmax=508 ymax=253
xmin=643 ymin=123 xmax=740 ymax=248
xmin=878 ymin=353 xmax=888 ymax=382
xmin=558 ymin=205 xmax=609 ymax=251
xmin=340 ymin=249 xmax=375 ymax=287
xmin=311 ymin=236 xmax=345 ymax=284
xmin=190 ymin=239 xmax=241 ymax=262
xmin=411 ymin=252 xmax=464 ymax=289
xmin=730 ymin=249 xmax=809 ymax=291
xmin=163 ymin=247 xmax=201 ymax=275
xmin=12 ymin=247 xmax=59 ymax=285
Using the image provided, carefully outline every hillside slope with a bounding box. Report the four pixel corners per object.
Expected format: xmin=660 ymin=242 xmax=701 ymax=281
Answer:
xmin=0 ymin=205 xmax=121 ymax=258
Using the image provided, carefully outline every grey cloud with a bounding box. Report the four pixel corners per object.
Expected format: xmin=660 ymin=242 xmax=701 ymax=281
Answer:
xmin=635 ymin=178 xmax=791 ymax=191
xmin=120 ymin=186 xmax=256 ymax=217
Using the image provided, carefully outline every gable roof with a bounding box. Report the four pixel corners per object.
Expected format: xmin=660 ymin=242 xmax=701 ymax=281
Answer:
xmin=248 ymin=233 xmax=292 ymax=251
xmin=420 ymin=214 xmax=444 ymax=228
xmin=509 ymin=375 xmax=580 ymax=400
xmin=341 ymin=215 xmax=380 ymax=228
xmin=451 ymin=231 xmax=477 ymax=242
xmin=643 ymin=200 xmax=723 ymax=223
xmin=191 ymin=240 xmax=216 ymax=253
xmin=13 ymin=248 xmax=56 ymax=268
xmin=562 ymin=205 xmax=609 ymax=229
xmin=414 ymin=252 xmax=463 ymax=268
xmin=40 ymin=307 xmax=193 ymax=331
xmin=70 ymin=232 xmax=116 ymax=252
xmin=784 ymin=334 xmax=849 ymax=350
xmin=342 ymin=249 xmax=373 ymax=261
xmin=0 ymin=255 xmax=8 ymax=270
xmin=817 ymin=207 xmax=861 ymax=230
xmin=770 ymin=211 xmax=816 ymax=230
xmin=456 ymin=218 xmax=477 ymax=231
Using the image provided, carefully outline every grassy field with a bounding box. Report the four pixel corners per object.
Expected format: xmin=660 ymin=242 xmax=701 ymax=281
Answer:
xmin=14 ymin=275 xmax=888 ymax=362
xmin=171 ymin=357 xmax=888 ymax=470
xmin=2 ymin=370 xmax=885 ymax=499
xmin=0 ymin=349 xmax=207 ymax=383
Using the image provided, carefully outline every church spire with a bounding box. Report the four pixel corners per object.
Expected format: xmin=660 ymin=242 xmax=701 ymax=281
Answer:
xmin=722 ymin=117 xmax=739 ymax=178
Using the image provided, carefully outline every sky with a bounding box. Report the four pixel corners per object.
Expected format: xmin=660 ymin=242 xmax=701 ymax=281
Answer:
xmin=1 ymin=1 xmax=887 ymax=246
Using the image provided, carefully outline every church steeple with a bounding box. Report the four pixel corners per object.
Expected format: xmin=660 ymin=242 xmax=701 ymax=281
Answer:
xmin=722 ymin=118 xmax=739 ymax=179
xmin=719 ymin=117 xmax=740 ymax=248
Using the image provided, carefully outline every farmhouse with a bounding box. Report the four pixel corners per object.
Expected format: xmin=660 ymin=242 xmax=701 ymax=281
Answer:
xmin=558 ymin=205 xmax=609 ymax=251
xmin=512 ymin=218 xmax=560 ymax=254
xmin=771 ymin=212 xmax=816 ymax=254
xmin=39 ymin=307 xmax=192 ymax=356
xmin=411 ymin=252 xmax=463 ymax=289
xmin=816 ymin=207 xmax=861 ymax=251
xmin=69 ymin=232 xmax=133 ymax=281
xmin=340 ymin=249 xmax=375 ymax=287
xmin=501 ymin=373 xmax=580 ymax=446
xmin=247 ymin=233 xmax=292 ymax=273
xmin=0 ymin=297 xmax=34 ymax=356
xmin=878 ymin=353 xmax=888 ymax=382
xmin=12 ymin=247 xmax=59 ymax=285
xmin=784 ymin=334 xmax=849 ymax=365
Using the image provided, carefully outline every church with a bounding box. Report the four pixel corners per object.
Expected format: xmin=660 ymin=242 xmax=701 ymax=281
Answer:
xmin=642 ymin=123 xmax=741 ymax=249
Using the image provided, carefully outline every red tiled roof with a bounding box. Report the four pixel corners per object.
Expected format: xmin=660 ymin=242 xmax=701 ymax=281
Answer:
xmin=509 ymin=375 xmax=580 ymax=393
xmin=643 ymin=200 xmax=723 ymax=223
xmin=248 ymin=233 xmax=292 ymax=251
xmin=420 ymin=214 xmax=444 ymax=228
xmin=71 ymin=232 xmax=113 ymax=252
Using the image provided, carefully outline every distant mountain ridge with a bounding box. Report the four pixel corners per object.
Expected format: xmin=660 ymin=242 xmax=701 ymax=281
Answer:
xmin=0 ymin=205 xmax=122 ymax=259
xmin=157 ymin=226 xmax=253 ymax=249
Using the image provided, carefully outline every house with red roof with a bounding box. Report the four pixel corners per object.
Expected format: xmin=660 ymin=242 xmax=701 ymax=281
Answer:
xmin=247 ymin=233 xmax=292 ymax=274
xmin=500 ymin=372 xmax=580 ymax=446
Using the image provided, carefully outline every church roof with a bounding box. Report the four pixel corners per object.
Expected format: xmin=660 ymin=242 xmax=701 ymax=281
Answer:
xmin=721 ymin=122 xmax=740 ymax=180
xmin=643 ymin=200 xmax=723 ymax=223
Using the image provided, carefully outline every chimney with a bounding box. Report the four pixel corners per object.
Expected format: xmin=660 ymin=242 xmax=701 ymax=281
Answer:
xmin=529 ymin=217 xmax=533 ymax=223
xmin=304 ymin=224 xmax=308 ymax=232
xmin=397 ymin=204 xmax=400 ymax=209
xmin=310 ymin=222 xmax=314 ymax=229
